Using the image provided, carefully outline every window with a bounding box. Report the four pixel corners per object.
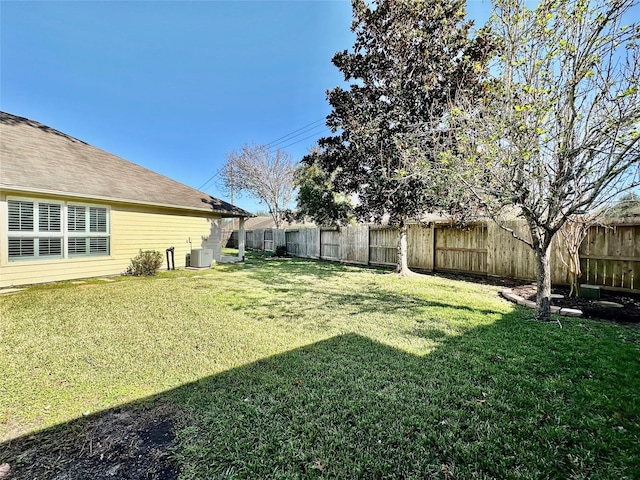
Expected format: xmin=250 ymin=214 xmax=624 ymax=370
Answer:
xmin=6 ymin=198 xmax=109 ymax=261
xmin=7 ymin=200 xmax=63 ymax=260
xmin=67 ymin=204 xmax=110 ymax=257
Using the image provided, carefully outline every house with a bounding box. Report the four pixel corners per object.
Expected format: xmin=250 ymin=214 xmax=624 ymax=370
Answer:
xmin=0 ymin=112 xmax=252 ymax=288
xmin=225 ymin=215 xmax=317 ymax=251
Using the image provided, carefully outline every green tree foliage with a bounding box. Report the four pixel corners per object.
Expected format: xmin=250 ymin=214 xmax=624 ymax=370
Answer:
xmin=293 ymin=154 xmax=354 ymax=227
xmin=298 ymin=0 xmax=493 ymax=274
xmin=452 ymin=0 xmax=640 ymax=321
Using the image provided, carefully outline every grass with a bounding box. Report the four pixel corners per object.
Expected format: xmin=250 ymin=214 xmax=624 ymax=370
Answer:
xmin=1 ymin=254 xmax=639 ymax=479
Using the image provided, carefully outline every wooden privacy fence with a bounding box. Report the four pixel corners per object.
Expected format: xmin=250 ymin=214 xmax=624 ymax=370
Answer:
xmin=233 ymin=221 xmax=640 ymax=293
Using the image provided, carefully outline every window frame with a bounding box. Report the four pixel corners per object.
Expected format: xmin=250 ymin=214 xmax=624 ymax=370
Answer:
xmin=7 ymin=199 xmax=64 ymax=261
xmin=66 ymin=202 xmax=111 ymax=258
xmin=6 ymin=197 xmax=110 ymax=262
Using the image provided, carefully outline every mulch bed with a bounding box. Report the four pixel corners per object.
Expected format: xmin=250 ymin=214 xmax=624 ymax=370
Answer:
xmin=435 ymin=271 xmax=640 ymax=324
xmin=510 ymin=283 xmax=640 ymax=324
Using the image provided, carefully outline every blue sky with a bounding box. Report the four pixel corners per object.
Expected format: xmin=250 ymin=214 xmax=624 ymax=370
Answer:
xmin=0 ymin=0 xmax=496 ymax=213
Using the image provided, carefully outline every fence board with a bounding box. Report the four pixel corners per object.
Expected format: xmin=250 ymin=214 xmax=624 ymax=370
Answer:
xmin=320 ymin=229 xmax=340 ymax=261
xmin=369 ymin=228 xmax=398 ymax=266
xmin=487 ymin=221 xmax=537 ymax=280
xmin=581 ymin=224 xmax=640 ymax=290
xmin=407 ymin=224 xmax=433 ymax=270
xmin=341 ymin=225 xmax=370 ymax=264
xmin=304 ymin=228 xmax=320 ymax=259
xmin=236 ymin=219 xmax=640 ymax=293
xmin=274 ymin=229 xmax=286 ymax=250
xmin=285 ymin=230 xmax=299 ymax=256
xmin=434 ymin=223 xmax=487 ymax=275
xmin=264 ymin=229 xmax=274 ymax=252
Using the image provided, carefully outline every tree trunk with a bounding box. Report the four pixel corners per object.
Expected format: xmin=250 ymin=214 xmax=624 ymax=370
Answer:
xmin=534 ymin=243 xmax=553 ymax=322
xmin=396 ymin=222 xmax=412 ymax=276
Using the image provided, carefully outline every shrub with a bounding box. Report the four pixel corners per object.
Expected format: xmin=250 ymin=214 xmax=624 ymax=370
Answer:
xmin=126 ymin=249 xmax=164 ymax=276
xmin=275 ymin=245 xmax=287 ymax=257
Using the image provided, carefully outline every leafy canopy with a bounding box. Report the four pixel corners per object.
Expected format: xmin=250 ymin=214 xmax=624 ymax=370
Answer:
xmin=298 ymin=0 xmax=493 ymax=227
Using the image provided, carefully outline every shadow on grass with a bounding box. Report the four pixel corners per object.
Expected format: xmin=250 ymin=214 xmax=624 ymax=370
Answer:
xmin=2 ymin=312 xmax=639 ymax=479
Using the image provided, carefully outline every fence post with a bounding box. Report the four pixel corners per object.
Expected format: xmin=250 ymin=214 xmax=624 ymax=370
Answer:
xmin=367 ymin=226 xmax=373 ymax=266
xmin=431 ymin=223 xmax=437 ymax=272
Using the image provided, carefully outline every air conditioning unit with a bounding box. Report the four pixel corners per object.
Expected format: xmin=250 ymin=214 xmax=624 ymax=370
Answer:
xmin=190 ymin=248 xmax=213 ymax=268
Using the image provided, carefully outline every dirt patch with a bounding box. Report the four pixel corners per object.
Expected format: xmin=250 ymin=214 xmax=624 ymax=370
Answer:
xmin=0 ymin=403 xmax=179 ymax=480
xmin=510 ymin=284 xmax=640 ymax=324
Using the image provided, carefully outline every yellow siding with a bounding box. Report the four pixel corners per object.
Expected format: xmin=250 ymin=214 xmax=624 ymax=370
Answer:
xmin=0 ymin=192 xmax=222 ymax=288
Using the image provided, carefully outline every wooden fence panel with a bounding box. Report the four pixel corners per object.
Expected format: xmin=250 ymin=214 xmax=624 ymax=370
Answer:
xmin=320 ymin=229 xmax=340 ymax=261
xmin=240 ymin=219 xmax=639 ymax=293
xmin=245 ymin=230 xmax=255 ymax=250
xmin=341 ymin=225 xmax=369 ymax=264
xmin=369 ymin=228 xmax=398 ymax=266
xmin=581 ymin=224 xmax=640 ymax=290
xmin=486 ymin=221 xmax=568 ymax=284
xmin=263 ymin=229 xmax=274 ymax=251
xmin=274 ymin=229 xmax=286 ymax=249
xmin=285 ymin=230 xmax=299 ymax=256
xmin=435 ymin=223 xmax=487 ymax=275
xmin=303 ymin=228 xmax=320 ymax=259
xmin=487 ymin=221 xmax=536 ymax=280
xmin=407 ymin=224 xmax=434 ymax=271
xmin=246 ymin=229 xmax=264 ymax=250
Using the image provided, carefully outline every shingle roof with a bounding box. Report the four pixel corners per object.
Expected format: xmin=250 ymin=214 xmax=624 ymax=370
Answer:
xmin=243 ymin=216 xmax=316 ymax=230
xmin=0 ymin=112 xmax=252 ymax=217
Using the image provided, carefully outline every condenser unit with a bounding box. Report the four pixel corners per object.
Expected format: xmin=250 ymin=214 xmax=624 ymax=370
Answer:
xmin=190 ymin=248 xmax=213 ymax=268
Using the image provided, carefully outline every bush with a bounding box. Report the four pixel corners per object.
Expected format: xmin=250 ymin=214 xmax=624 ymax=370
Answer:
xmin=275 ymin=245 xmax=287 ymax=257
xmin=126 ymin=249 xmax=164 ymax=276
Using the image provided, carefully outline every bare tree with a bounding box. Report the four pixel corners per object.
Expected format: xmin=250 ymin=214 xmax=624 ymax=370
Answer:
xmin=454 ymin=0 xmax=640 ymax=321
xmin=220 ymin=144 xmax=296 ymax=228
xmin=557 ymin=213 xmax=604 ymax=297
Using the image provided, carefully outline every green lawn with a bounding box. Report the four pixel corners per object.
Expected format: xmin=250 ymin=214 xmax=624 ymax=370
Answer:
xmin=1 ymin=254 xmax=639 ymax=479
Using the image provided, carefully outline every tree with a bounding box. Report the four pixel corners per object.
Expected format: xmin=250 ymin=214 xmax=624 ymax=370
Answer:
xmin=220 ymin=144 xmax=296 ymax=228
xmin=293 ymin=151 xmax=354 ymax=227
xmin=452 ymin=0 xmax=640 ymax=321
xmin=298 ymin=0 xmax=493 ymax=275
xmin=557 ymin=213 xmax=603 ymax=297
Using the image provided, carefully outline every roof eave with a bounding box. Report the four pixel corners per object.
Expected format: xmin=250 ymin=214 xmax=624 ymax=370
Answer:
xmin=0 ymin=184 xmax=253 ymax=218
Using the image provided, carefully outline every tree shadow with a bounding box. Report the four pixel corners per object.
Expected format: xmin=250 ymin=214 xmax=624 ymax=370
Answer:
xmin=2 ymin=315 xmax=638 ymax=479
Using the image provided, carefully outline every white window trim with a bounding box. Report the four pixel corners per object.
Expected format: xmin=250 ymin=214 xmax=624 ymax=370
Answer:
xmin=66 ymin=202 xmax=111 ymax=258
xmin=6 ymin=196 xmax=111 ymax=262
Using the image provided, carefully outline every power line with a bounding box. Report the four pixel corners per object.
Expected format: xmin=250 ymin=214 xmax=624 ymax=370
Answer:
xmin=266 ymin=124 xmax=328 ymax=151
xmin=269 ymin=127 xmax=332 ymax=154
xmin=197 ymin=166 xmax=223 ymax=191
xmin=265 ymin=118 xmax=326 ymax=147
xmin=199 ymin=118 xmax=331 ymax=192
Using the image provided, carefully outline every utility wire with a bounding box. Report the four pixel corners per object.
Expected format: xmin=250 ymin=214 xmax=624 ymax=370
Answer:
xmin=269 ymin=127 xmax=332 ymax=154
xmin=200 ymin=118 xmax=330 ymax=191
xmin=197 ymin=166 xmax=223 ymax=191
xmin=265 ymin=118 xmax=326 ymax=147
xmin=266 ymin=124 xmax=328 ymax=151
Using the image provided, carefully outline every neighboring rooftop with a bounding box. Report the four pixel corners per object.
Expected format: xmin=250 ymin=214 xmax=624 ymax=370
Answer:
xmin=242 ymin=216 xmax=317 ymax=230
xmin=0 ymin=112 xmax=252 ymax=217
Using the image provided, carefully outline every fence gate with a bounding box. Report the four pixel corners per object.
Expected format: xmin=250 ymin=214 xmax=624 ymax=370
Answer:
xmin=264 ymin=229 xmax=274 ymax=251
xmin=320 ymin=229 xmax=340 ymax=261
